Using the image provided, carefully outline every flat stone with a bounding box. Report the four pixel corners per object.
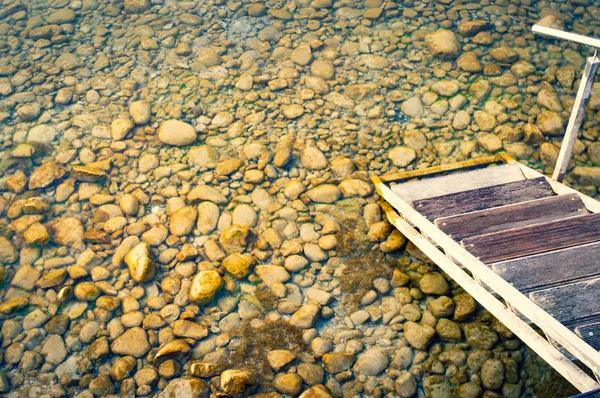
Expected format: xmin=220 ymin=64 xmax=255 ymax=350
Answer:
xmin=306 ymin=185 xmax=341 ymax=203
xmin=189 ymin=270 xmax=223 ymax=304
xmin=255 ymin=265 xmax=290 ymax=287
xmin=11 ymin=265 xmax=41 ymax=291
xmin=42 ymin=335 xmax=67 ymax=365
xmin=322 ymin=352 xmax=355 ymax=374
xmin=267 ymin=350 xmax=296 ymax=371
xmin=401 ymin=96 xmax=423 ymax=118
xmin=157 ymin=120 xmax=197 ymax=146
xmin=425 ymin=29 xmax=461 ymax=59
xmin=289 ymin=303 xmax=320 ymax=329
xmin=464 ymin=322 xmax=499 ymax=349
xmin=111 ymin=327 xmax=151 ymax=358
xmin=389 ymin=147 xmax=416 ymax=167
xmin=354 ymin=347 xmax=388 ymax=376
xmin=27 ymin=125 xmax=57 ymax=145
xmin=403 ymin=321 xmax=435 ymax=350
xmin=0 ymin=237 xmax=18 ymax=263
xmin=129 ymin=101 xmax=151 ymax=124
xmin=124 ymin=242 xmax=156 ymax=283
xmin=301 ymin=147 xmax=328 ymax=170
xmin=158 ymin=378 xmax=210 ymax=398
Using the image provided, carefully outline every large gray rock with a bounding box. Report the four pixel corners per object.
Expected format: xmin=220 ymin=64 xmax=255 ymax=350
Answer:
xmin=157 ymin=120 xmax=197 ymax=146
xmin=158 ymin=377 xmax=210 ymax=398
xmin=124 ymin=0 xmax=151 ymax=13
xmin=425 ymin=29 xmax=461 ymax=59
xmin=27 ymin=125 xmax=57 ymax=144
xmin=401 ymin=96 xmax=424 ymax=118
xmin=354 ymin=347 xmax=388 ymax=376
xmin=42 ymin=335 xmax=67 ymax=365
xmin=481 ymin=358 xmax=505 ymax=390
xmin=110 ymin=327 xmax=151 ymax=358
xmin=403 ymin=321 xmax=435 ymax=350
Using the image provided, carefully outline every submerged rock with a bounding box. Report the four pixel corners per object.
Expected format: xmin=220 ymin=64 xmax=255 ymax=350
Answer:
xmin=404 ymin=321 xmax=435 ymax=350
xmin=425 ymin=29 xmax=461 ymax=59
xmin=129 ymin=100 xmax=151 ymax=124
xmin=124 ymin=242 xmax=156 ymax=283
xmin=29 ymin=162 xmax=66 ymax=190
xmin=0 ymin=237 xmax=18 ymax=263
xmin=111 ymin=327 xmax=151 ymax=358
xmin=159 ymin=378 xmax=210 ymax=398
xmin=220 ymin=369 xmax=257 ymax=397
xmin=158 ymin=120 xmax=197 ymax=146
xmin=189 ymin=270 xmax=223 ymax=304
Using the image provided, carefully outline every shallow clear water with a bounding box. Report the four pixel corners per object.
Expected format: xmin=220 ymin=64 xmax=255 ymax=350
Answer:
xmin=0 ymin=0 xmax=598 ymax=396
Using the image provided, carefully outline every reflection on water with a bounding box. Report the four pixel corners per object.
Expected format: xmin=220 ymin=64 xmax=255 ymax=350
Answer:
xmin=0 ymin=0 xmax=597 ymax=396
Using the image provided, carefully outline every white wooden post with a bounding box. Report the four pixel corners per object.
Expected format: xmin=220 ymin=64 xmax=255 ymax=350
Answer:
xmin=552 ymin=55 xmax=600 ymax=182
xmin=532 ymin=25 xmax=600 ymax=182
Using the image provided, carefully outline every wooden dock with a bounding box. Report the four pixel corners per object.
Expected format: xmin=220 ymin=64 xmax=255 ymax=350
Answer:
xmin=373 ymin=153 xmax=600 ymax=395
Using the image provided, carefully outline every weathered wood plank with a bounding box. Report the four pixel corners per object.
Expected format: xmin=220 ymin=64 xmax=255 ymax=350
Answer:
xmin=390 ymin=163 xmax=525 ymax=204
xmin=530 ymin=278 xmax=600 ymax=325
xmin=380 ymin=154 xmax=505 ymax=183
xmin=463 ymin=213 xmax=600 ymax=264
xmin=413 ymin=177 xmax=553 ymax=221
xmin=492 ymin=241 xmax=600 ymax=293
xmin=373 ymin=174 xmax=600 ymax=387
xmin=575 ymin=321 xmax=600 ymax=351
xmin=436 ymin=194 xmax=587 ymax=241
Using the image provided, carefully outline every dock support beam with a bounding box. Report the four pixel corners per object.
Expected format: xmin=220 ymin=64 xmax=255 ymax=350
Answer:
xmin=531 ymin=24 xmax=600 ymax=183
xmin=552 ymin=55 xmax=600 ymax=182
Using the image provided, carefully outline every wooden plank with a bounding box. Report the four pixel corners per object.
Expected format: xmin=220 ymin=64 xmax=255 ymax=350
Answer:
xmin=379 ymin=154 xmax=505 ymax=183
xmin=436 ymin=193 xmax=587 ymax=241
xmin=372 ymin=174 xmax=600 ymax=383
xmin=576 ymin=322 xmax=600 ymax=351
xmin=390 ymin=163 xmax=525 ymax=204
xmin=376 ymin=199 xmax=600 ymax=393
xmin=530 ymin=278 xmax=600 ymax=326
xmin=492 ymin=241 xmax=600 ymax=293
xmin=413 ymin=176 xmax=553 ymax=220
xmin=514 ymin=163 xmax=600 ymax=213
xmin=463 ymin=213 xmax=600 ymax=264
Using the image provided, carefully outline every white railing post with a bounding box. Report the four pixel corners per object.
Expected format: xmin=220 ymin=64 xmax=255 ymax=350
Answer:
xmin=532 ymin=25 xmax=600 ymax=182
xmin=552 ymin=55 xmax=600 ymax=182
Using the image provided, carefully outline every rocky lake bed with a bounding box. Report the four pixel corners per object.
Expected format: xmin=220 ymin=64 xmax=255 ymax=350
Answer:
xmin=0 ymin=0 xmax=598 ymax=397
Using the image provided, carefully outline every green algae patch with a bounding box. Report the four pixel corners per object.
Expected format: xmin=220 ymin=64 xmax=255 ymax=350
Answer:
xmin=253 ymin=284 xmax=278 ymax=312
xmin=225 ymin=320 xmax=306 ymax=391
xmin=334 ymin=215 xmax=370 ymax=257
xmin=339 ymin=252 xmax=395 ymax=311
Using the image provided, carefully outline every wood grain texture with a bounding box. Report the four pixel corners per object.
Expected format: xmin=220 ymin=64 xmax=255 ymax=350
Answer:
xmin=390 ymin=163 xmax=525 ymax=204
xmin=530 ymin=278 xmax=600 ymax=325
xmin=463 ymin=213 xmax=600 ymax=263
xmin=492 ymin=241 xmax=600 ymax=293
xmin=412 ymin=177 xmax=554 ymax=221
xmin=436 ymin=193 xmax=587 ymax=241
xmin=380 ymin=154 xmax=504 ymax=183
xmin=575 ymin=321 xmax=600 ymax=351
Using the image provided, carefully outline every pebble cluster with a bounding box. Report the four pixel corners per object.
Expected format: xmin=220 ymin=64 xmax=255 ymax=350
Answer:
xmin=0 ymin=0 xmax=598 ymax=397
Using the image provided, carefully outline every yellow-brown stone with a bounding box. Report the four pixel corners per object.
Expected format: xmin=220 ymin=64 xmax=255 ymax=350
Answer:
xmin=222 ymin=253 xmax=256 ymax=279
xmin=189 ymin=270 xmax=223 ymax=304
xmin=124 ymin=242 xmax=156 ymax=283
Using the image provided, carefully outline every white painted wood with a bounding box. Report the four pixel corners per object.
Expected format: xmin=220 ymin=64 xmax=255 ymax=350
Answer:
xmin=552 ymin=55 xmax=600 ymax=182
xmin=383 ymin=206 xmax=600 ymax=392
xmin=373 ymin=176 xmax=600 ymax=384
xmin=532 ymin=25 xmax=600 ymax=50
xmin=390 ymin=163 xmax=525 ymax=203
